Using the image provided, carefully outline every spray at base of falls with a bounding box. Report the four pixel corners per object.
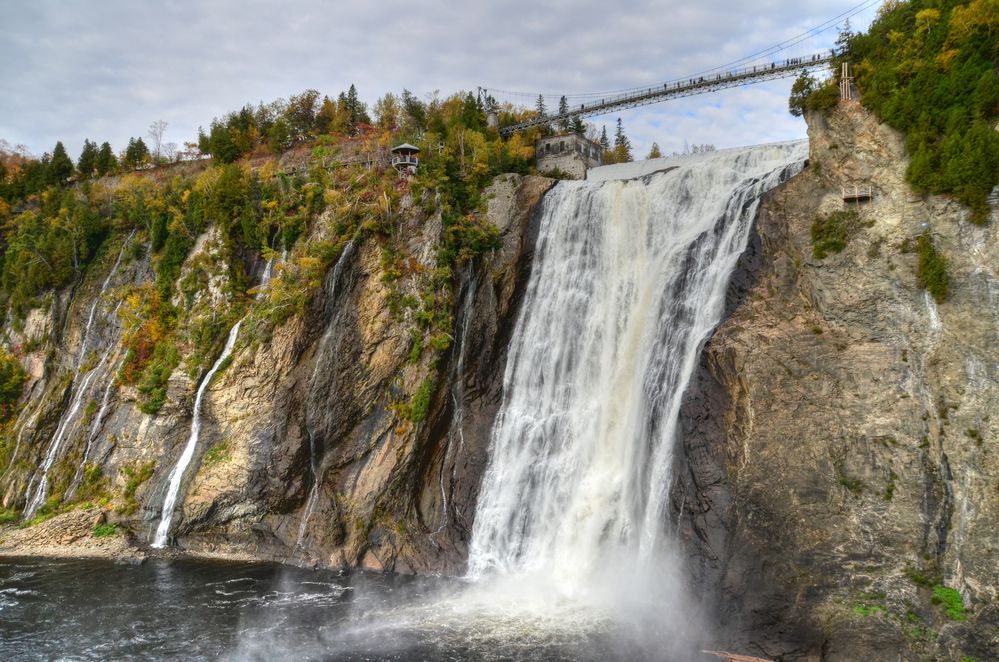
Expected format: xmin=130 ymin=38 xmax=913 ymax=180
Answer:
xmin=449 ymin=141 xmax=808 ymax=646
xmin=296 ymin=239 xmax=356 ymax=551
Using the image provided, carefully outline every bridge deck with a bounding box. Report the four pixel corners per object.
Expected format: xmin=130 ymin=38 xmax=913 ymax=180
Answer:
xmin=495 ymin=53 xmax=834 ymax=137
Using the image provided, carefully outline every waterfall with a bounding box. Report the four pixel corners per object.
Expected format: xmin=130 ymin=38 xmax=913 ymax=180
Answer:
xmin=21 ymin=232 xmax=133 ymax=517
xmin=433 ymin=263 xmax=478 ymax=533
xmin=152 ymin=319 xmax=242 ymax=548
xmin=23 ymin=361 xmax=104 ymax=518
xmin=467 ymin=142 xmax=807 ymax=587
xmin=296 ymin=240 xmax=356 ymax=550
xmin=66 ymin=354 xmax=127 ymax=501
xmin=152 ymin=254 xmax=281 ymax=548
xmin=77 ymin=230 xmax=134 ymax=370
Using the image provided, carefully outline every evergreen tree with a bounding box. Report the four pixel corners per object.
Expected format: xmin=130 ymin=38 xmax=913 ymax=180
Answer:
xmin=123 ymin=137 xmax=150 ymax=169
xmin=96 ymin=142 xmax=117 ymax=175
xmin=647 ymin=142 xmax=663 ymax=159
xmin=77 ymin=139 xmax=98 ymax=178
xmin=344 ymin=84 xmax=371 ymax=130
xmin=570 ymin=116 xmax=586 ymax=136
xmin=49 ymin=141 xmax=74 ymax=183
xmin=613 ymin=118 xmax=633 ymax=162
xmin=557 ymin=95 xmax=570 ymax=132
xmin=535 ymin=94 xmax=551 ymax=135
xmin=599 ymin=125 xmax=610 ymax=149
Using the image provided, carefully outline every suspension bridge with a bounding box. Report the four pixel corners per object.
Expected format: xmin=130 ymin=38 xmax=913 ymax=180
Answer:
xmin=486 ymin=52 xmax=835 ymax=137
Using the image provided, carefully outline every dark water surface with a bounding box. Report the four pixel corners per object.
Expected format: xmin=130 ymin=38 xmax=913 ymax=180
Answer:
xmin=0 ymin=557 xmax=672 ymax=661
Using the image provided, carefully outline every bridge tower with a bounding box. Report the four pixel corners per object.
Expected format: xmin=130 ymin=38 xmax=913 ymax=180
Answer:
xmin=839 ymin=62 xmax=854 ymax=101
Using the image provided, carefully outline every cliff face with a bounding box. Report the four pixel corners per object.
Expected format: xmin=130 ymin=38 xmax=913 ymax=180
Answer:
xmin=676 ymin=102 xmax=999 ymax=660
xmin=0 ymin=171 xmax=553 ymax=574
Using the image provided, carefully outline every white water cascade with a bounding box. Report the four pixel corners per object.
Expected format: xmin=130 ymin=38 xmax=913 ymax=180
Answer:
xmin=152 ymin=256 xmax=279 ymax=547
xmin=23 ymin=361 xmax=104 ymax=518
xmin=466 ymin=142 xmax=807 ymax=596
xmin=77 ymin=230 xmax=134 ymax=370
xmin=152 ymin=319 xmax=242 ymax=548
xmin=22 ymin=233 xmax=135 ymax=518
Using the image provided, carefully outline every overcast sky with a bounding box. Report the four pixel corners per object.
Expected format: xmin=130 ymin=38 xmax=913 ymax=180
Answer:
xmin=0 ymin=0 xmax=881 ymax=161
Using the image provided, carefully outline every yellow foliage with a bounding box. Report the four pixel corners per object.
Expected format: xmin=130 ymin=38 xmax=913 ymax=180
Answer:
xmin=935 ymin=48 xmax=960 ymax=70
xmin=258 ymin=159 xmax=278 ymax=181
xmin=915 ymin=8 xmax=940 ymax=33
xmin=948 ymin=0 xmax=999 ymax=46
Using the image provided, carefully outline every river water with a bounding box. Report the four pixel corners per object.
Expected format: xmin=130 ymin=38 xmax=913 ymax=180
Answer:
xmin=0 ymin=557 xmax=663 ymax=661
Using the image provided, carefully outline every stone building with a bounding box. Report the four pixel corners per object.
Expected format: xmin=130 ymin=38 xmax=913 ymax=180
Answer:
xmin=536 ymin=134 xmax=603 ymax=179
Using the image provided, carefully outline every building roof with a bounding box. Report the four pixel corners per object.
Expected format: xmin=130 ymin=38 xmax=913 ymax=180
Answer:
xmin=390 ymin=143 xmax=421 ymax=153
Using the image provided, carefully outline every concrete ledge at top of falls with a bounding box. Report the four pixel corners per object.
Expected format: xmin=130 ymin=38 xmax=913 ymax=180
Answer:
xmin=586 ymin=158 xmax=679 ymax=182
xmin=586 ymin=140 xmax=806 ymax=183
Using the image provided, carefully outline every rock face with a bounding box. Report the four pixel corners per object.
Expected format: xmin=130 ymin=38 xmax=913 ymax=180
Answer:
xmin=675 ymin=101 xmax=999 ymax=660
xmin=0 ymin=173 xmax=553 ymax=576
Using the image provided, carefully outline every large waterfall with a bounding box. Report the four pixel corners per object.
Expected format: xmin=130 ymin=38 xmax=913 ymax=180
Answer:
xmin=467 ymin=142 xmax=806 ymax=594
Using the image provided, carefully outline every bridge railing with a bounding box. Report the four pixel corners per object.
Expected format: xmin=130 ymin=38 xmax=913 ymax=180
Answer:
xmin=496 ymin=52 xmax=835 ymax=136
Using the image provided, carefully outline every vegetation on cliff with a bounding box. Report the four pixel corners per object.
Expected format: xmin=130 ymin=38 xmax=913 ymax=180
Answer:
xmin=0 ymin=348 xmax=26 ymax=422
xmin=845 ymin=0 xmax=999 ymax=224
xmin=0 ymin=82 xmax=538 ymax=423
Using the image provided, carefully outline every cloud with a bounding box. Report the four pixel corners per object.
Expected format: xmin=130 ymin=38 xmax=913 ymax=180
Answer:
xmin=0 ymin=0 xmax=878 ymax=159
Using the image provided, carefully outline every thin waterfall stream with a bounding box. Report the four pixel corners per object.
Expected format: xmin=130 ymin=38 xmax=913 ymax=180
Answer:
xmin=296 ymin=239 xmax=356 ymax=551
xmin=22 ymin=233 xmax=135 ymax=519
xmin=152 ymin=257 xmax=277 ymax=548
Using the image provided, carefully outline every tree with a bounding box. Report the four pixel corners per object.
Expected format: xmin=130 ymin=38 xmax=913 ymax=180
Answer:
xmin=400 ymin=89 xmax=427 ymax=132
xmin=77 ymin=139 xmax=98 ymax=178
xmin=268 ymin=119 xmax=292 ymax=153
xmin=0 ymin=348 xmax=26 ymax=422
xmin=599 ymin=125 xmax=610 ymax=149
xmin=374 ymin=93 xmax=401 ymax=130
xmin=557 ymin=96 xmax=570 ymax=132
xmin=570 ymin=115 xmax=586 ymax=136
xmin=788 ymin=73 xmax=817 ymax=117
xmin=123 ymin=137 xmax=150 ymax=170
xmin=344 ymin=84 xmax=371 ymax=130
xmin=535 ymin=94 xmax=551 ymax=135
xmin=613 ymin=118 xmax=633 ymax=163
xmin=285 ymin=89 xmax=321 ymax=141
xmin=834 ymin=19 xmax=853 ymax=57
xmin=148 ymin=120 xmax=168 ymax=161
xmin=647 ymin=142 xmax=663 ymax=159
xmin=96 ymin=142 xmax=117 ymax=175
xmin=49 ymin=141 xmax=74 ymax=183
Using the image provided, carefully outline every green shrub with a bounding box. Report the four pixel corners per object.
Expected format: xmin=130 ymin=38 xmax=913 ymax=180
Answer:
xmin=916 ymin=233 xmax=948 ymax=302
xmin=931 ymin=584 xmax=966 ymax=620
xmin=811 ymin=210 xmax=861 ymax=259
xmin=118 ymin=460 xmax=156 ymax=516
xmin=201 ymin=441 xmax=231 ymax=468
xmin=0 ymin=510 xmax=18 ymax=525
xmin=92 ymin=522 xmax=117 ymax=537
xmin=137 ymin=343 xmax=180 ymax=415
xmin=0 ymin=349 xmax=27 ymax=422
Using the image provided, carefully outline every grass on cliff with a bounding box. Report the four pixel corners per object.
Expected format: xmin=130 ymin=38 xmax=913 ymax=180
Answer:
xmin=117 ymin=461 xmax=155 ymax=516
xmin=916 ymin=233 xmax=949 ymax=302
xmin=811 ymin=209 xmax=862 ymax=259
xmin=931 ymin=584 xmax=966 ymax=621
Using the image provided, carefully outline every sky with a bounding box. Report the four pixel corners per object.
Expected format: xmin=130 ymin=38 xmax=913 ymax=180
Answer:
xmin=0 ymin=0 xmax=882 ymax=161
